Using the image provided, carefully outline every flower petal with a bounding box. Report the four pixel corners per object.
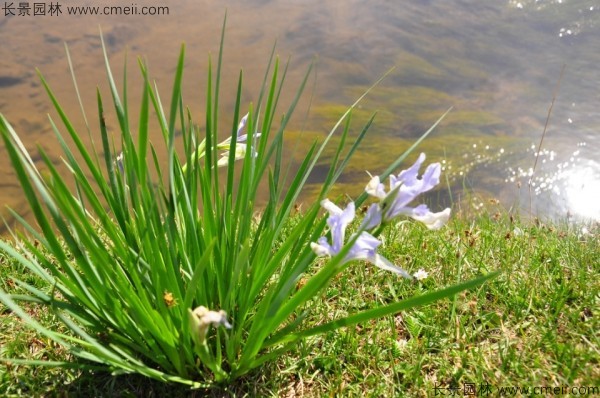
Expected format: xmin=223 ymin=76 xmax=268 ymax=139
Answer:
xmin=410 ymin=207 xmax=451 ymax=230
xmin=392 ymin=153 xmax=426 ymax=189
xmin=236 ymin=113 xmax=249 ymax=140
xmin=321 ymin=200 xmax=355 ymax=252
xmin=321 ymin=199 xmax=343 ymax=215
xmin=369 ymin=253 xmax=413 ymax=279
xmin=347 ymin=231 xmax=381 ymax=259
xmin=311 ymin=241 xmax=332 ymax=257
xmin=360 ymin=203 xmax=382 ymax=230
xmin=365 ymin=175 xmax=387 ymax=199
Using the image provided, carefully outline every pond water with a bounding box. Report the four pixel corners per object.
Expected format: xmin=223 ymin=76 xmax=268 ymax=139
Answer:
xmin=1 ymin=0 xmax=599 ymax=233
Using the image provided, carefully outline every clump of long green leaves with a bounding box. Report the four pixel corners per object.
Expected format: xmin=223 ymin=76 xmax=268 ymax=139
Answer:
xmin=0 ymin=25 xmax=497 ymax=387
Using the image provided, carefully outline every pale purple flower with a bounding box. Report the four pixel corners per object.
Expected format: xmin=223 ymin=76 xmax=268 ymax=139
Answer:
xmin=365 ymin=153 xmax=451 ymax=230
xmin=311 ymin=199 xmax=412 ymax=278
xmin=235 ymin=113 xmax=250 ymax=142
xmin=310 ymin=199 xmax=355 ymax=256
xmin=115 ymin=152 xmax=124 ymax=173
xmin=360 ymin=203 xmax=383 ymax=230
xmin=220 ymin=113 xmax=261 ymax=144
xmin=217 ymin=113 xmax=261 ymax=166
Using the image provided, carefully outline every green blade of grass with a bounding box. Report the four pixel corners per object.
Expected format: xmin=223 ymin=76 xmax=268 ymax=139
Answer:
xmin=265 ymin=271 xmax=500 ymax=349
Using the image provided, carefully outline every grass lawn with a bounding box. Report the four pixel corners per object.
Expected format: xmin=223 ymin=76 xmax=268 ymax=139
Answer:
xmin=1 ymin=208 xmax=598 ymax=397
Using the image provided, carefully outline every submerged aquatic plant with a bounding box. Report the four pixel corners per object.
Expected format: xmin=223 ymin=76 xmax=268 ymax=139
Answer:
xmin=0 ymin=23 xmax=497 ymax=387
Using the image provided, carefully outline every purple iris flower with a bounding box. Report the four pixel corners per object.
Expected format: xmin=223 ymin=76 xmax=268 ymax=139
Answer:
xmin=217 ymin=113 xmax=261 ymax=166
xmin=311 ymin=199 xmax=412 ymax=278
xmin=365 ymin=153 xmax=451 ymax=230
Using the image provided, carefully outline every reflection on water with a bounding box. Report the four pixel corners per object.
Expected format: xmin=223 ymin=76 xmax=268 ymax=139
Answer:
xmin=563 ymin=164 xmax=600 ymax=220
xmin=0 ymin=0 xmax=599 ymax=231
xmin=506 ymin=142 xmax=600 ymax=220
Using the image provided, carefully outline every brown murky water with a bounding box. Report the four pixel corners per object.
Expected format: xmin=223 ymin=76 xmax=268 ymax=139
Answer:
xmin=1 ymin=0 xmax=599 ymax=233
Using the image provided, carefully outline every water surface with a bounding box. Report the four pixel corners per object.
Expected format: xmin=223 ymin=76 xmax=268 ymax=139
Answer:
xmin=1 ymin=0 xmax=599 ymax=232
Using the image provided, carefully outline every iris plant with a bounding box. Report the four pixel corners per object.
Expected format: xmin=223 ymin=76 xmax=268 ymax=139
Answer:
xmin=0 ymin=25 xmax=499 ymax=387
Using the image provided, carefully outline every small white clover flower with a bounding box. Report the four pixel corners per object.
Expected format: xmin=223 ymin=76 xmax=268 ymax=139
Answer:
xmin=188 ymin=306 xmax=232 ymax=345
xmin=413 ymin=269 xmax=429 ymax=281
xmin=395 ymin=339 xmax=408 ymax=351
xmin=513 ymin=227 xmax=524 ymax=236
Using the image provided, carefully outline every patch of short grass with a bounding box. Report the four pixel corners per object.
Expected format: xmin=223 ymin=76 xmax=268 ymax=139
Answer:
xmin=1 ymin=210 xmax=598 ymax=397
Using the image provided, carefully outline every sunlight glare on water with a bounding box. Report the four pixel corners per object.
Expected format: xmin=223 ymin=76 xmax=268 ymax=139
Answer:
xmin=563 ymin=163 xmax=600 ymax=220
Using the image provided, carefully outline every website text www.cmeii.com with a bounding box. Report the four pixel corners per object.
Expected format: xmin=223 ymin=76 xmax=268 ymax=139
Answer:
xmin=3 ymin=2 xmax=169 ymax=17
xmin=433 ymin=382 xmax=599 ymax=396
